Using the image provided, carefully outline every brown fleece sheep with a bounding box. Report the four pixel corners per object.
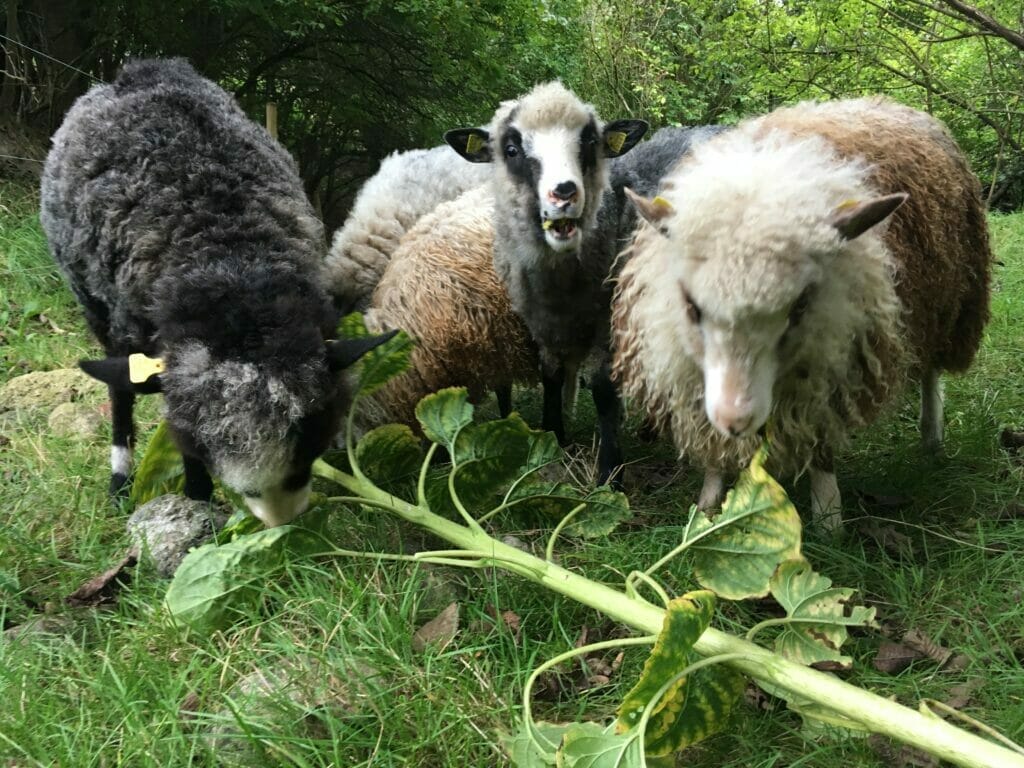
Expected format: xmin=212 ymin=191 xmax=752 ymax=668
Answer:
xmin=613 ymin=97 xmax=991 ymax=529
xmin=358 ymin=187 xmax=539 ymax=428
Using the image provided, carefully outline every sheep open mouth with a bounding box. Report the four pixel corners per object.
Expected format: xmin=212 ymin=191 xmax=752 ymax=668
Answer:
xmin=542 ymin=217 xmax=579 ymax=240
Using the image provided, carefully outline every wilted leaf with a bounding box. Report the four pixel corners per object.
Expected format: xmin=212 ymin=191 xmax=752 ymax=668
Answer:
xmin=507 ymin=479 xmax=631 ymax=538
xmin=560 ymin=722 xmax=644 ymax=767
xmin=355 ymin=423 xmax=423 ymax=491
xmin=902 ymin=629 xmax=953 ymax=667
xmin=872 ymin=641 xmax=924 ymax=675
xmin=415 ymin=387 xmax=473 ymax=449
xmin=617 ymin=591 xmax=742 ymax=755
xmin=164 ymin=526 xmax=294 ymax=632
xmin=338 ymin=312 xmax=414 ymax=396
xmin=411 ymin=601 xmax=460 ymax=653
xmin=131 ymin=421 xmax=184 ymax=505
xmin=520 ymin=430 xmax=563 ymax=475
xmin=942 ymin=679 xmax=983 ymax=710
xmin=501 ymin=721 xmax=572 ymax=766
xmin=449 ymin=415 xmax=532 ymax=511
xmin=769 ymin=558 xmax=877 ymax=668
xmin=680 ymin=443 xmax=802 ymax=599
xmin=66 ymin=549 xmax=139 ymax=607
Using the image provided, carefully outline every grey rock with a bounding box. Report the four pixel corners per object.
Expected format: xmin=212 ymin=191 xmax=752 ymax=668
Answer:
xmin=127 ymin=494 xmax=228 ymax=578
xmin=47 ymin=401 xmax=104 ymax=439
xmin=0 ymin=368 xmax=104 ymax=411
xmin=3 ymin=615 xmax=78 ymax=645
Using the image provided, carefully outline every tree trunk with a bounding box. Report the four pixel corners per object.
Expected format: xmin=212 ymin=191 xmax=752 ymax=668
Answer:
xmin=1 ymin=0 xmax=21 ymax=112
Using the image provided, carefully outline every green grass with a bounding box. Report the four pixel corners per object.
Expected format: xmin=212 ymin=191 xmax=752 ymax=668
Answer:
xmin=1 ymin=175 xmax=1023 ymax=766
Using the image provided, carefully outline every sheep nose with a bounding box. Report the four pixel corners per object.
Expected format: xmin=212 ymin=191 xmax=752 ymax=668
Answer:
xmin=549 ymin=181 xmax=578 ymax=204
xmin=714 ymin=403 xmax=754 ymax=438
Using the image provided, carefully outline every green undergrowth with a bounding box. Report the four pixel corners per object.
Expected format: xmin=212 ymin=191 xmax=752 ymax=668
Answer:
xmin=1 ymin=177 xmax=1022 ymax=766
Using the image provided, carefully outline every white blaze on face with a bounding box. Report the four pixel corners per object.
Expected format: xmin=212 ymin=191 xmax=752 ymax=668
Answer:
xmin=529 ymin=127 xmax=586 ymax=252
xmin=244 ymin=482 xmax=311 ymax=528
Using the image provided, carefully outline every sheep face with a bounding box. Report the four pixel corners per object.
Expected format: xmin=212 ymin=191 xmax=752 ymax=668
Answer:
xmin=445 ymin=82 xmax=646 ymax=255
xmin=625 ymin=184 xmax=906 ymax=441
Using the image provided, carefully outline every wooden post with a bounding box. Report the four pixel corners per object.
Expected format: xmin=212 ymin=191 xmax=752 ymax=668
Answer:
xmin=265 ymin=102 xmax=278 ymax=140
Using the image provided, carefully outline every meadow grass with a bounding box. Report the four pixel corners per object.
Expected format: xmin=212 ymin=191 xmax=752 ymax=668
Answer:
xmin=1 ymin=175 xmax=1022 ymax=766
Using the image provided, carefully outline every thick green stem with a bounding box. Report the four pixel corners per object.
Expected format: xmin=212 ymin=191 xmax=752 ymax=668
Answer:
xmin=313 ymin=460 xmax=1024 ymax=768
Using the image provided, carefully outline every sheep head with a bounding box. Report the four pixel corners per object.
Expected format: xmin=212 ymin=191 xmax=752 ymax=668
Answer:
xmin=445 ymin=81 xmax=647 ymax=254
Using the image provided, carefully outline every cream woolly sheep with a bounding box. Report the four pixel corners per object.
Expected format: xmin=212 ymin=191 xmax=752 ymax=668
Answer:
xmin=323 ymin=145 xmax=490 ymax=313
xmin=358 ymin=187 xmax=539 ymax=428
xmin=613 ymin=97 xmax=991 ymax=528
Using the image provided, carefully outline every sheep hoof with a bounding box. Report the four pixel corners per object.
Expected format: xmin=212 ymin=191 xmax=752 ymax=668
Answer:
xmin=109 ymin=472 xmax=131 ymax=499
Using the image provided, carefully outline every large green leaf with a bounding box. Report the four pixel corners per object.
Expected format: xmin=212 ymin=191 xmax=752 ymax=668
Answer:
xmin=616 ymin=591 xmax=743 ymax=756
xmin=449 ymin=415 xmax=533 ymax=511
xmin=337 ymin=312 xmax=414 ymax=397
xmin=354 ymin=423 xmax=424 ymax=493
xmin=130 ymin=420 xmax=184 ymax=505
xmin=559 ymin=722 xmax=644 ymax=768
xmin=501 ymin=721 xmax=571 ymax=767
xmin=506 ymin=480 xmax=631 ymax=539
xmin=415 ymin=387 xmax=474 ymax=449
xmin=684 ymin=443 xmax=802 ymax=599
xmin=164 ymin=526 xmax=294 ymax=632
xmin=519 ymin=430 xmax=562 ymax=475
xmin=769 ymin=558 xmax=878 ymax=668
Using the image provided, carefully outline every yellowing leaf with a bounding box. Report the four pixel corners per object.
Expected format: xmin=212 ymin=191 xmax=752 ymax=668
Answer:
xmin=686 ymin=442 xmax=802 ymax=599
xmin=130 ymin=420 xmax=184 ymax=505
xmin=643 ymin=665 xmax=746 ymax=756
xmin=769 ymin=558 xmax=878 ymax=668
xmin=415 ymin=387 xmax=474 ymax=449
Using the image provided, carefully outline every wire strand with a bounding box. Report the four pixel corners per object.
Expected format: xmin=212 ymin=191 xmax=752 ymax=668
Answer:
xmin=0 ymin=33 xmax=104 ymax=84
xmin=0 ymin=152 xmax=44 ymax=164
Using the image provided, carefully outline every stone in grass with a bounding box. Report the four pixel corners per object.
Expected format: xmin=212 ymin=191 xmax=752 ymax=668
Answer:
xmin=47 ymin=401 xmax=104 ymax=440
xmin=0 ymin=368 xmax=105 ymax=411
xmin=3 ymin=615 xmax=78 ymax=645
xmin=127 ymin=494 xmax=229 ymax=578
xmin=206 ymin=653 xmax=381 ymax=766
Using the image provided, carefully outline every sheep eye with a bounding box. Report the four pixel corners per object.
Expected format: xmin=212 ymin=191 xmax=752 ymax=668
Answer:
xmin=504 ymin=144 xmax=519 ymax=158
xmin=682 ymin=288 xmax=702 ymax=325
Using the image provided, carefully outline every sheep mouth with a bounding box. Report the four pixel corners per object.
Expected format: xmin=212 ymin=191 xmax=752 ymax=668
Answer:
xmin=542 ymin=216 xmax=579 ymax=241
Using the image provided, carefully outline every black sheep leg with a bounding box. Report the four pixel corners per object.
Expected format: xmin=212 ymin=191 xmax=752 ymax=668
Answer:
xmin=108 ymin=387 xmax=135 ymax=497
xmin=541 ymin=367 xmax=567 ymax=445
xmin=495 ymin=384 xmax=513 ymax=418
xmin=182 ymin=455 xmax=214 ymax=502
xmin=591 ymin=363 xmax=624 ymax=488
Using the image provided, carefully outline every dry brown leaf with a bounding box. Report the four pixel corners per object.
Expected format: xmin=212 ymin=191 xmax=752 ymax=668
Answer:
xmin=942 ymin=678 xmax=984 ymax=710
xmin=902 ymin=629 xmax=953 ymax=667
xmin=65 ymin=548 xmax=139 ymax=607
xmin=872 ymin=641 xmax=924 ymax=674
xmin=411 ymin=601 xmax=460 ymax=653
xmin=859 ymin=520 xmax=914 ymax=557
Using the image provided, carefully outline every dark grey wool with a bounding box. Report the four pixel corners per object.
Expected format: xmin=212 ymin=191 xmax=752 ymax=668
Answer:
xmin=40 ymin=58 xmax=386 ymax=526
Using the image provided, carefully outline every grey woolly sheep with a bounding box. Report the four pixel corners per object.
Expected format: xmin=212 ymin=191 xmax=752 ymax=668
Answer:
xmin=613 ymin=97 xmax=991 ymax=529
xmin=358 ymin=187 xmax=539 ymax=428
xmin=41 ymin=58 xmax=392 ymax=527
xmin=323 ymin=145 xmax=490 ymax=314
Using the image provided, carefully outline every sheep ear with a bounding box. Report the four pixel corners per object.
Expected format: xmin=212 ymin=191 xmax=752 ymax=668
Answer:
xmin=829 ymin=192 xmax=908 ymax=241
xmin=444 ymin=128 xmax=492 ymax=163
xmin=602 ymin=119 xmax=648 ymax=157
xmin=80 ymin=356 xmax=163 ymax=393
xmin=625 ymin=187 xmax=674 ymax=233
xmin=325 ymin=329 xmax=399 ymax=371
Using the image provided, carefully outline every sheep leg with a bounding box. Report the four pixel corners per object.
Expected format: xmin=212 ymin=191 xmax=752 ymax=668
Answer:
xmin=541 ymin=367 xmax=568 ymax=445
xmin=108 ymin=388 xmax=135 ymax=497
xmin=182 ymin=455 xmax=214 ymax=502
xmin=809 ymin=461 xmax=843 ymax=532
xmin=919 ymin=366 xmax=944 ymax=452
xmin=591 ymin=363 xmax=624 ymax=488
xmin=697 ymin=469 xmax=725 ymax=510
xmin=495 ymin=384 xmax=513 ymax=418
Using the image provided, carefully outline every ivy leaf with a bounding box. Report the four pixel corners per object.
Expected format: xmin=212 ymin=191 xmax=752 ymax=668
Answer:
xmin=130 ymin=420 xmax=184 ymax=505
xmin=415 ymin=387 xmax=474 ymax=449
xmin=338 ymin=312 xmax=414 ymax=397
xmin=683 ymin=442 xmax=802 ymax=599
xmin=616 ymin=590 xmax=744 ymax=755
xmin=506 ymin=480 xmax=631 ymax=538
xmin=164 ymin=526 xmax=294 ymax=632
xmin=355 ymin=423 xmax=423 ymax=493
xmin=559 ymin=722 xmax=644 ymax=768
xmin=769 ymin=558 xmax=878 ymax=668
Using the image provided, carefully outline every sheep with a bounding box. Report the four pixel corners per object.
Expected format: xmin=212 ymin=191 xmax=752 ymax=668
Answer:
xmin=40 ymin=58 xmax=393 ymax=527
xmin=443 ymin=82 xmax=650 ymax=484
xmin=357 ymin=186 xmax=540 ymax=428
xmin=612 ymin=97 xmax=992 ymax=529
xmin=323 ymin=145 xmax=490 ymax=314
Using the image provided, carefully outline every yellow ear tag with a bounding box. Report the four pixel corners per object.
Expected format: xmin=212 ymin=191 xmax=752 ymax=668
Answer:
xmin=128 ymin=353 xmax=166 ymax=384
xmin=606 ymin=131 xmax=628 ymax=154
xmin=465 ymin=133 xmax=486 ymax=155
xmin=652 ymin=195 xmax=674 ymax=212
